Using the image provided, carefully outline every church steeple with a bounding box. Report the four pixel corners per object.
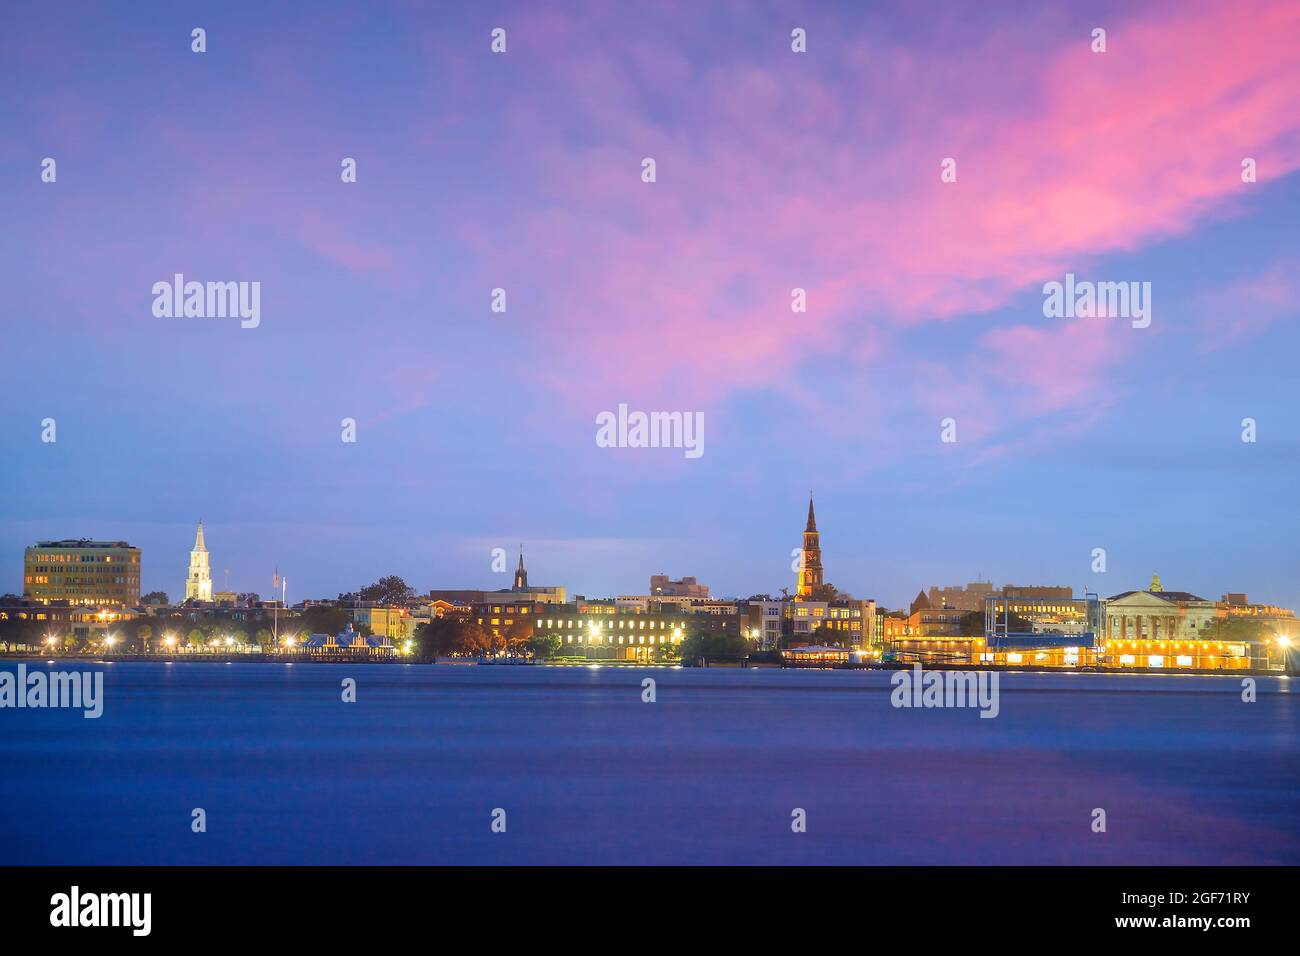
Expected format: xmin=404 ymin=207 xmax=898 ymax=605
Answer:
xmin=513 ymin=545 xmax=528 ymax=591
xmin=796 ymin=495 xmax=824 ymax=601
xmin=185 ymin=521 xmax=212 ymax=602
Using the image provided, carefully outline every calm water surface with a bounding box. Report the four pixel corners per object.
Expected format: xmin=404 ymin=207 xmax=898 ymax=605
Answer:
xmin=1 ymin=662 xmax=1296 ymax=864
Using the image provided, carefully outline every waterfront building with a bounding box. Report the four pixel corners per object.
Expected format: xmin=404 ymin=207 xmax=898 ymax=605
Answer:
xmin=980 ymin=592 xmax=1103 ymax=667
xmin=184 ymin=522 xmax=212 ymax=602
xmin=650 ymin=574 xmax=709 ymax=598
xmin=303 ymin=626 xmax=396 ymax=657
xmin=530 ymin=604 xmax=743 ymax=662
xmin=0 ymin=600 xmax=134 ymax=648
xmin=1104 ymin=575 xmax=1247 ymax=670
xmin=786 ymin=598 xmax=875 ymax=649
xmin=795 ymin=496 xmax=824 ymax=600
xmin=23 ymin=539 xmax=141 ymax=606
xmin=782 ymin=644 xmax=851 ymax=667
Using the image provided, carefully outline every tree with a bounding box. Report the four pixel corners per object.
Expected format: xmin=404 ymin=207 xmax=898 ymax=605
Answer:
xmin=415 ymin=617 xmax=479 ymax=660
xmin=254 ymin=628 xmax=275 ymax=650
xmin=186 ymin=628 xmax=205 ymax=649
xmin=678 ymin=629 xmax=752 ymax=666
xmin=142 ymin=591 xmax=169 ymax=605
xmin=529 ymin=632 xmax=562 ymax=660
xmin=301 ymin=605 xmax=351 ymax=637
xmin=810 ymin=583 xmax=843 ymax=602
xmin=505 ymin=619 xmax=534 ymax=657
xmin=133 ymin=623 xmax=153 ymax=653
xmin=1199 ymin=617 xmax=1272 ymax=643
xmin=746 ymin=593 xmax=774 ymax=602
xmin=810 ymin=623 xmax=839 ymax=645
xmin=356 ymin=576 xmax=416 ymax=606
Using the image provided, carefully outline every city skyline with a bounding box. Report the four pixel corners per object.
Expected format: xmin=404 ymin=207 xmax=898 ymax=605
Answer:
xmin=3 ymin=0 xmax=1299 ymax=610
xmin=7 ymin=499 xmax=1288 ymax=612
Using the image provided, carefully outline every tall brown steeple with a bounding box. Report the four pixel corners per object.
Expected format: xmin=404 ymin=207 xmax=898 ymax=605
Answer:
xmin=796 ymin=494 xmax=823 ymax=600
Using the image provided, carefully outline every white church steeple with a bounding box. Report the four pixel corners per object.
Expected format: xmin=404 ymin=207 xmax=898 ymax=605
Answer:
xmin=185 ymin=521 xmax=213 ymax=602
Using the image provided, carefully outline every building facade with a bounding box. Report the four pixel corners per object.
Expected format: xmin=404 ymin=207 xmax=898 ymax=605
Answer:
xmin=530 ymin=604 xmax=742 ymax=661
xmin=23 ymin=539 xmax=142 ymax=606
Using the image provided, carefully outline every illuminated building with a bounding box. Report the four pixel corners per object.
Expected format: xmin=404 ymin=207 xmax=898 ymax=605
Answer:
xmin=785 ymin=598 xmax=875 ymax=649
xmin=795 ymin=495 xmax=823 ymax=600
xmin=184 ymin=522 xmax=212 ymax=602
xmin=351 ymin=605 xmax=417 ymax=640
xmin=1104 ymin=576 xmax=1247 ymax=670
xmin=531 ymin=603 xmax=742 ymax=661
xmin=23 ymin=539 xmax=141 ymax=606
xmin=0 ymin=600 xmax=133 ymax=646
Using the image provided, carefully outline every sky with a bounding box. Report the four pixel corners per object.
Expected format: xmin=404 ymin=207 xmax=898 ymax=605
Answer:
xmin=1 ymin=0 xmax=1298 ymax=610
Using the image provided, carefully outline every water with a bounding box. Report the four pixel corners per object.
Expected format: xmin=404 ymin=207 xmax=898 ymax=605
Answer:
xmin=1 ymin=662 xmax=1296 ymax=864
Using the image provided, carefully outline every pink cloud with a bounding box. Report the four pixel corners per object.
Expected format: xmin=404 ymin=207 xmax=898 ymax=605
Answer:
xmin=481 ymin=0 xmax=1300 ymax=431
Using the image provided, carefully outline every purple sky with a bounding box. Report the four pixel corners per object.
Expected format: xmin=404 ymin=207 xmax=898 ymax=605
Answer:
xmin=2 ymin=0 xmax=1299 ymax=609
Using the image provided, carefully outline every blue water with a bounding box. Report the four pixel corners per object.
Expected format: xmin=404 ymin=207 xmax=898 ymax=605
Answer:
xmin=1 ymin=662 xmax=1296 ymax=864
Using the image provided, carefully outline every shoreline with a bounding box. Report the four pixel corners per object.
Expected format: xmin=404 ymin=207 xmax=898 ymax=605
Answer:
xmin=0 ymin=653 xmax=1285 ymax=678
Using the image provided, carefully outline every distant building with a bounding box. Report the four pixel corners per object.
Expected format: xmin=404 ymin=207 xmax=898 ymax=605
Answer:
xmin=184 ymin=522 xmax=213 ymax=602
xmin=428 ymin=546 xmax=566 ymax=607
xmin=649 ymin=574 xmax=709 ymax=598
xmin=745 ymin=600 xmax=784 ymax=649
xmin=351 ymin=604 xmax=417 ymax=641
xmin=23 ymin=539 xmax=141 ymax=606
xmin=911 ymin=582 xmax=1070 ymax=614
xmin=920 ymin=581 xmax=997 ymax=612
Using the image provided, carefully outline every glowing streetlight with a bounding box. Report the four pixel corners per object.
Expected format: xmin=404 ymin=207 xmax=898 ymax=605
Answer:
xmin=104 ymin=634 xmax=117 ymax=648
xmin=164 ymin=634 xmax=176 ymax=648
xmin=1278 ymin=635 xmax=1292 ymax=648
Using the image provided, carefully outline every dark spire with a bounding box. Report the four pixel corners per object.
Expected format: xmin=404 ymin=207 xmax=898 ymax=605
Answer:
xmin=805 ymin=494 xmax=817 ymax=533
xmin=513 ymin=545 xmax=528 ymax=591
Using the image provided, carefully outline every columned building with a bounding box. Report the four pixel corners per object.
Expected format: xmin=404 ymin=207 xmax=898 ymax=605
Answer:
xmin=185 ymin=522 xmax=213 ymax=602
xmin=1104 ymin=574 xmax=1246 ymax=670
